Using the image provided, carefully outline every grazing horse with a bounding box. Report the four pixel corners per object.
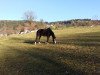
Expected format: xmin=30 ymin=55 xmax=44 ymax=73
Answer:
xmin=35 ymin=28 xmax=56 ymax=44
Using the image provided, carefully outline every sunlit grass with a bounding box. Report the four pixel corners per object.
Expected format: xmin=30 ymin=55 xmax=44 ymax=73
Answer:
xmin=0 ymin=26 xmax=100 ymax=75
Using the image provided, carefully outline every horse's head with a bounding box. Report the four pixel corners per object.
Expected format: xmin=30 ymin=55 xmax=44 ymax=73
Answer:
xmin=52 ymin=35 xmax=56 ymax=44
xmin=53 ymin=38 xmax=57 ymax=44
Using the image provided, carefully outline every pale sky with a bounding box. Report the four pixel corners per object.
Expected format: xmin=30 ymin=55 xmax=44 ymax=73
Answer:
xmin=0 ymin=0 xmax=100 ymax=22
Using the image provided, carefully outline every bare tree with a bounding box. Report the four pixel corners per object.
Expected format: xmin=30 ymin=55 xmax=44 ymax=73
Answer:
xmin=23 ymin=10 xmax=37 ymax=30
xmin=23 ymin=10 xmax=36 ymax=25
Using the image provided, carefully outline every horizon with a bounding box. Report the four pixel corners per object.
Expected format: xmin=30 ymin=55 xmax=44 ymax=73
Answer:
xmin=0 ymin=18 xmax=95 ymax=22
xmin=0 ymin=0 xmax=100 ymax=22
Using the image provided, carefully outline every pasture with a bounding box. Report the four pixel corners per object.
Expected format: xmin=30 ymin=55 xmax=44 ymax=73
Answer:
xmin=0 ymin=26 xmax=100 ymax=75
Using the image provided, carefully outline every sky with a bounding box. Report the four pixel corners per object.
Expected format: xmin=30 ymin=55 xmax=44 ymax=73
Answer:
xmin=0 ymin=0 xmax=100 ymax=22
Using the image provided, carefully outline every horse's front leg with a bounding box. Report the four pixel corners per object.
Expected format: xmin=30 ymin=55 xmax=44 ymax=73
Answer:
xmin=35 ymin=36 xmax=38 ymax=45
xmin=53 ymin=38 xmax=56 ymax=44
xmin=46 ymin=36 xmax=50 ymax=44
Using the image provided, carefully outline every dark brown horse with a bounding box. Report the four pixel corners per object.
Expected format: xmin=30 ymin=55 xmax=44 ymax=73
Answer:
xmin=35 ymin=28 xmax=56 ymax=44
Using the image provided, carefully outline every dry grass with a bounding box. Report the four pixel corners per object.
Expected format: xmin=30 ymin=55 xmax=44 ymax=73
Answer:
xmin=0 ymin=26 xmax=100 ymax=75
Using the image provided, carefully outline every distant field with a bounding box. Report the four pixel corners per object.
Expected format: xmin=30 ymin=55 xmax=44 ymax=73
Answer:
xmin=0 ymin=26 xmax=100 ymax=75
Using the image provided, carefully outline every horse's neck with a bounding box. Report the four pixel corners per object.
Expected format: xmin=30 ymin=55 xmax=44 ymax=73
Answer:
xmin=51 ymin=32 xmax=56 ymax=38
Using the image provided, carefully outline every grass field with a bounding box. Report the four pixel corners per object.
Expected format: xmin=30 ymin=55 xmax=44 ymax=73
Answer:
xmin=0 ymin=26 xmax=100 ymax=75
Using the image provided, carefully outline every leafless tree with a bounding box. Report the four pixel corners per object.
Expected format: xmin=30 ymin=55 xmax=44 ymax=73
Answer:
xmin=23 ymin=10 xmax=36 ymax=25
xmin=23 ymin=10 xmax=37 ymax=30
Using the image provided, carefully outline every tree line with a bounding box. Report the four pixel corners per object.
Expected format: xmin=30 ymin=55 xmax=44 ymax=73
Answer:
xmin=49 ymin=19 xmax=100 ymax=27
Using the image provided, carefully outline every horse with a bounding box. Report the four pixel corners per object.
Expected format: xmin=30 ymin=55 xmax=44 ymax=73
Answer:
xmin=35 ymin=28 xmax=56 ymax=44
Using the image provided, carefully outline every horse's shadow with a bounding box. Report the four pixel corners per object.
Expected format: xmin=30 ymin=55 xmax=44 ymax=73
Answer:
xmin=24 ymin=40 xmax=35 ymax=44
xmin=24 ymin=40 xmax=55 ymax=44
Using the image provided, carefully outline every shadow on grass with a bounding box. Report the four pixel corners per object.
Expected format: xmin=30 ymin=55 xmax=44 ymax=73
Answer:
xmin=2 ymin=31 xmax=99 ymax=75
xmin=10 ymin=31 xmax=100 ymax=46
xmin=57 ymin=31 xmax=100 ymax=46
xmin=24 ymin=40 xmax=35 ymax=44
xmin=9 ymin=37 xmax=35 ymax=44
xmin=0 ymin=45 xmax=88 ymax=75
xmin=24 ymin=40 xmax=55 ymax=45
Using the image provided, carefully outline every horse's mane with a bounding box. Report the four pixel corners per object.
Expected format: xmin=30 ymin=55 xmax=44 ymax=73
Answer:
xmin=47 ymin=28 xmax=56 ymax=39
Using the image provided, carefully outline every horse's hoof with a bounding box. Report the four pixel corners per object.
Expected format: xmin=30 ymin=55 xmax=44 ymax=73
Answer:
xmin=47 ymin=43 xmax=49 ymax=44
xmin=34 ymin=42 xmax=37 ymax=45
xmin=45 ymin=42 xmax=49 ymax=44
xmin=54 ymin=41 xmax=57 ymax=44
xmin=38 ymin=42 xmax=41 ymax=44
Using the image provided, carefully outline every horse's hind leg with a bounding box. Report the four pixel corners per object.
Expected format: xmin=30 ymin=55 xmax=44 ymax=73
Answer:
xmin=35 ymin=36 xmax=38 ymax=45
xmin=46 ymin=36 xmax=50 ymax=44
xmin=38 ymin=36 xmax=41 ymax=44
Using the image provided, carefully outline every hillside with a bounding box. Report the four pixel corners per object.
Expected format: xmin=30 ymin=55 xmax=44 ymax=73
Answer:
xmin=0 ymin=19 xmax=100 ymax=36
xmin=0 ymin=26 xmax=100 ymax=75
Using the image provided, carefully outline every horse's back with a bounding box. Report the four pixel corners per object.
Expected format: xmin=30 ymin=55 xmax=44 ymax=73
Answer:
xmin=36 ymin=29 xmax=46 ymax=36
xmin=36 ymin=28 xmax=54 ymax=36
